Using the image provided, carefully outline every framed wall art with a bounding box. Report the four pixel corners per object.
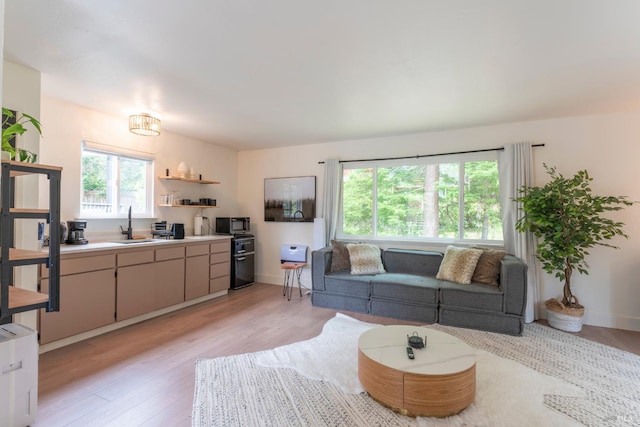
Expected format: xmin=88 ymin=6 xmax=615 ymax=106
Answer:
xmin=264 ymin=176 xmax=316 ymax=222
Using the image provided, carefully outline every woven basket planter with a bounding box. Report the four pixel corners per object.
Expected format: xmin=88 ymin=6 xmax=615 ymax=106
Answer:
xmin=545 ymin=298 xmax=584 ymax=332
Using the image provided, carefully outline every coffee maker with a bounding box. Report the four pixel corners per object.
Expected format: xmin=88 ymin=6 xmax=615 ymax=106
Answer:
xmin=66 ymin=220 xmax=89 ymax=245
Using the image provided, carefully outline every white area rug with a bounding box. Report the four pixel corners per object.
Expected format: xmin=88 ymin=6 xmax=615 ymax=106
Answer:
xmin=193 ymin=314 xmax=640 ymax=427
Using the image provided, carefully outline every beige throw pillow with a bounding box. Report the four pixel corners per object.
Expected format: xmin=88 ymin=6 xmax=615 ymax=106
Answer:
xmin=330 ymin=240 xmax=351 ymax=272
xmin=436 ymin=246 xmax=483 ymax=284
xmin=346 ymin=243 xmax=386 ymax=275
xmin=471 ymin=247 xmax=507 ymax=286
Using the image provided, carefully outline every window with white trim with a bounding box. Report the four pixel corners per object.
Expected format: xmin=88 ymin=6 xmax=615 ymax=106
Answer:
xmin=80 ymin=141 xmax=154 ymax=217
xmin=338 ymin=153 xmax=503 ymax=243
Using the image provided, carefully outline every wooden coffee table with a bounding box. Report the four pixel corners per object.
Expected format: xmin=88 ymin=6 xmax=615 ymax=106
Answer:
xmin=358 ymin=325 xmax=476 ymax=417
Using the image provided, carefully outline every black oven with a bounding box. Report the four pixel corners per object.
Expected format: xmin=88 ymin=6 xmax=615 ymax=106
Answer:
xmin=231 ymin=234 xmax=255 ymax=289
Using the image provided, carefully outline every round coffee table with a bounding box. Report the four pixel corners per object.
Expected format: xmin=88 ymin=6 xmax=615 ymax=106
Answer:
xmin=358 ymin=325 xmax=476 ymax=417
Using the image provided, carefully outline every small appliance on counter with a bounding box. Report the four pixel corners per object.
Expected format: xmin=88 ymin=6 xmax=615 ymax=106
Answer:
xmin=151 ymin=221 xmax=173 ymax=239
xmin=66 ymin=220 xmax=89 ymax=245
xmin=194 ymin=214 xmax=203 ymax=236
xmin=171 ymin=223 xmax=185 ymax=239
xmin=215 ymin=217 xmax=250 ymax=235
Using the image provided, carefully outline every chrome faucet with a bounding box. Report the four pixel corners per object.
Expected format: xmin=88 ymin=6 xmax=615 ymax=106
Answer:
xmin=120 ymin=206 xmax=133 ymax=239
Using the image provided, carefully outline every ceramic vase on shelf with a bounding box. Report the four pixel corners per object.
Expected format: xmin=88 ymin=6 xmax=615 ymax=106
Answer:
xmin=177 ymin=161 xmax=189 ymax=178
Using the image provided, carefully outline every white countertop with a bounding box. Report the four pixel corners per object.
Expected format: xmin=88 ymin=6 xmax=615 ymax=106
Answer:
xmin=59 ymin=235 xmax=232 ymax=254
xmin=358 ymin=325 xmax=476 ymax=375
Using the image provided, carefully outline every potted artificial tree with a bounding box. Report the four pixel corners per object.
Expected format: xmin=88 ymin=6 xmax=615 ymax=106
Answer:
xmin=2 ymin=107 xmax=42 ymax=162
xmin=515 ymin=164 xmax=633 ymax=332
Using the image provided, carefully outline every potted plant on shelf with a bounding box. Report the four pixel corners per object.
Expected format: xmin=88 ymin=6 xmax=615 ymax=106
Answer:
xmin=515 ymin=164 xmax=634 ymax=332
xmin=2 ymin=107 xmax=42 ymax=162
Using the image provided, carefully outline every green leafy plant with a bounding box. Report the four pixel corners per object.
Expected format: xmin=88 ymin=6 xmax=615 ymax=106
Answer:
xmin=515 ymin=164 xmax=633 ymax=309
xmin=2 ymin=107 xmax=42 ymax=162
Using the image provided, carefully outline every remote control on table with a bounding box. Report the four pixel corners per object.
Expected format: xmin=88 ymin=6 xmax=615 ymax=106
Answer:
xmin=406 ymin=347 xmax=415 ymax=359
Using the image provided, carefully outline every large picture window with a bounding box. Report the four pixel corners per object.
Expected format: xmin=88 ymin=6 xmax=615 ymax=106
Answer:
xmin=339 ymin=153 xmax=503 ymax=242
xmin=81 ymin=141 xmax=154 ymax=217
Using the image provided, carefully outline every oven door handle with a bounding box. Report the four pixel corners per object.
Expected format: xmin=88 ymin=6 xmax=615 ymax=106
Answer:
xmin=236 ymin=249 xmax=246 ymax=254
xmin=236 ymin=257 xmax=246 ymax=261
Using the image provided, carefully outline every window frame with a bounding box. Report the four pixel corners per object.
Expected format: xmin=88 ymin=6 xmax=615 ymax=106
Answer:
xmin=80 ymin=141 xmax=155 ymax=218
xmin=336 ymin=152 xmax=503 ymax=245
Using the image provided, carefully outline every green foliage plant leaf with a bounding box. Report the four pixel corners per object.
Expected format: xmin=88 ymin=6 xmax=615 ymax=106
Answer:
xmin=2 ymin=107 xmax=43 ymax=162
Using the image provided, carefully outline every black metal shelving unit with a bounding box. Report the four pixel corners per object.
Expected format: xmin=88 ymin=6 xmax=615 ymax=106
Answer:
xmin=0 ymin=159 xmax=61 ymax=324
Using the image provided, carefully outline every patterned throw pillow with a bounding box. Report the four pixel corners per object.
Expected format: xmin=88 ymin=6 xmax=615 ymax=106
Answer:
xmin=330 ymin=240 xmax=351 ymax=272
xmin=471 ymin=247 xmax=507 ymax=286
xmin=346 ymin=243 xmax=386 ymax=275
xmin=436 ymin=246 xmax=483 ymax=284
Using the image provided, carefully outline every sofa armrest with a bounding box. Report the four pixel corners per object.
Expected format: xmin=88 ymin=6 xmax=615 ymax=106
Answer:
xmin=311 ymin=246 xmax=333 ymax=291
xmin=500 ymin=255 xmax=528 ymax=316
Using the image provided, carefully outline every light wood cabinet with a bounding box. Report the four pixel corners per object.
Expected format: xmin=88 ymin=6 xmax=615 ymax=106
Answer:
xmin=116 ymin=249 xmax=155 ymax=321
xmin=39 ymin=238 xmax=231 ymax=346
xmin=156 ymin=253 xmax=185 ymax=310
xmin=186 ymin=254 xmax=209 ymax=300
xmin=39 ymin=253 xmax=116 ymax=344
xmin=210 ymin=241 xmax=230 ymax=293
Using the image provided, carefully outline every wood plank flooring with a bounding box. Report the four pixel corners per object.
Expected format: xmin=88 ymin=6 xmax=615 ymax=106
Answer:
xmin=34 ymin=283 xmax=640 ymax=426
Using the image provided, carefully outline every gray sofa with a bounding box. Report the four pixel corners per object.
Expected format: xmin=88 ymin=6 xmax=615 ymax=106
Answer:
xmin=311 ymin=247 xmax=528 ymax=335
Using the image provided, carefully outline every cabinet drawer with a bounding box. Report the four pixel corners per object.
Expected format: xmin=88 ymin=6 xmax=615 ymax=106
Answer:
xmin=42 ymin=253 xmax=116 ymax=278
xmin=186 ymin=244 xmax=209 ymax=257
xmin=117 ymin=250 xmax=154 ymax=267
xmin=210 ymin=276 xmax=229 ymax=293
xmin=210 ymin=261 xmax=230 ymax=279
xmin=156 ymin=246 xmax=185 ymax=261
xmin=210 ymin=252 xmax=230 ymax=264
xmin=210 ymin=240 xmax=229 ymax=254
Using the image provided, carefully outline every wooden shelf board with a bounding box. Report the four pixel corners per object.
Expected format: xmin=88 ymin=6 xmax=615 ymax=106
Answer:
xmin=158 ymin=204 xmax=219 ymax=208
xmin=8 ymin=208 xmax=50 ymax=214
xmin=1 ymin=248 xmax=49 ymax=261
xmin=158 ymin=176 xmax=219 ymax=184
xmin=2 ymin=159 xmax=63 ymax=176
xmin=4 ymin=286 xmax=49 ymax=309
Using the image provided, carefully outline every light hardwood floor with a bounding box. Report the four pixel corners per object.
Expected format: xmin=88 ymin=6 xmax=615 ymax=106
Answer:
xmin=34 ymin=282 xmax=640 ymax=426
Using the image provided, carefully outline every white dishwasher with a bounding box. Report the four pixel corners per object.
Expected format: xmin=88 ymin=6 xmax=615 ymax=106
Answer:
xmin=0 ymin=323 xmax=38 ymax=427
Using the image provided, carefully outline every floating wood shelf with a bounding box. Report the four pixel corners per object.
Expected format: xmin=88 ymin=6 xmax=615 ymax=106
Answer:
xmin=158 ymin=204 xmax=219 ymax=208
xmin=158 ymin=176 xmax=219 ymax=184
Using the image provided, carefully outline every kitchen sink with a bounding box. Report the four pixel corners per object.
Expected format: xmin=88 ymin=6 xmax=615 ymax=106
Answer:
xmin=112 ymin=239 xmax=155 ymax=244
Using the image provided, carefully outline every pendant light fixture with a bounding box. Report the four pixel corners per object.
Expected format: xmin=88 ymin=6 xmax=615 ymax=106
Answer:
xmin=129 ymin=113 xmax=161 ymax=136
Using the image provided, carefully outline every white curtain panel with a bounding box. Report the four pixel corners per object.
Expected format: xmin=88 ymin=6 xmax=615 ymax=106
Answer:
xmin=498 ymin=143 xmax=540 ymax=322
xmin=322 ymin=159 xmax=342 ymax=245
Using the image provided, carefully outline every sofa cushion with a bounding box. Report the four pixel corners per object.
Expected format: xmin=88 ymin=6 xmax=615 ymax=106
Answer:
xmin=370 ymin=299 xmax=438 ymax=323
xmin=439 ymin=280 xmax=504 ymax=312
xmin=347 ymin=243 xmax=386 ymax=275
xmin=436 ymin=246 xmax=483 ymax=284
xmin=371 ymin=274 xmax=439 ymax=304
xmin=383 ymin=249 xmax=443 ymax=276
xmin=471 ymin=247 xmax=507 ymax=286
xmin=324 ymin=273 xmax=372 ymax=298
xmin=329 ymin=240 xmax=351 ymax=272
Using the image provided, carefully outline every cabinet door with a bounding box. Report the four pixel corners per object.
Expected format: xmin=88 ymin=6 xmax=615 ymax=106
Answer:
xmin=156 ymin=258 xmax=185 ymax=309
xmin=185 ymin=255 xmax=209 ymax=300
xmin=117 ymin=263 xmax=156 ymax=321
xmin=39 ymin=269 xmax=116 ymax=344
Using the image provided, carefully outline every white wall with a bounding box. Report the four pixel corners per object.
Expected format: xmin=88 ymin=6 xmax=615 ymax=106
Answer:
xmin=238 ymin=111 xmax=640 ymax=331
xmin=38 ymin=97 xmax=239 ymax=239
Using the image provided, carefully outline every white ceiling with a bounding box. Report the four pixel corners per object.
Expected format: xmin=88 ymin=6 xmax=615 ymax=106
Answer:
xmin=5 ymin=1 xmax=640 ymax=150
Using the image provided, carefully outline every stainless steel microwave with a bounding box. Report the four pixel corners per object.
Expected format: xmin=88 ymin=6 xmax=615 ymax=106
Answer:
xmin=215 ymin=217 xmax=250 ymax=234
